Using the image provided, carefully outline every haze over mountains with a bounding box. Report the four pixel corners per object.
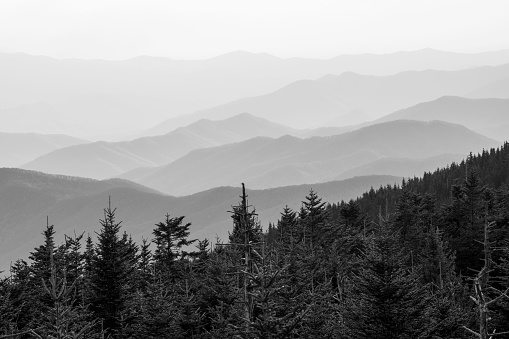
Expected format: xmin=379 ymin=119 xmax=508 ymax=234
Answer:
xmin=0 ymin=133 xmax=87 ymax=167
xmin=161 ymin=63 xmax=509 ymax=130
xmin=22 ymin=114 xmax=296 ymax=179
xmin=375 ymin=96 xmax=509 ymax=141
xmin=1 ymin=46 xmax=509 ymax=275
xmin=2 ymin=49 xmax=509 ymax=139
xmin=0 ymin=168 xmax=401 ymax=272
xmin=124 ymin=120 xmax=498 ymax=196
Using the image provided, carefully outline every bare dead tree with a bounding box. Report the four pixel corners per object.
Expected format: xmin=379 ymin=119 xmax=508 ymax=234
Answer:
xmin=463 ymin=221 xmax=509 ymax=339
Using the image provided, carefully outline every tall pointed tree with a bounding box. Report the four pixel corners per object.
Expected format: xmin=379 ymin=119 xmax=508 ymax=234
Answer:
xmin=91 ymin=200 xmax=135 ymax=337
xmin=301 ymin=189 xmax=326 ymax=249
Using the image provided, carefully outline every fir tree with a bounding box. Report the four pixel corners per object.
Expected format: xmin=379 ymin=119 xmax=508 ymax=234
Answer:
xmin=152 ymin=214 xmax=195 ymax=277
xmin=301 ymin=189 xmax=326 ymax=249
xmin=29 ymin=222 xmax=57 ymax=282
xmin=30 ymin=252 xmax=96 ymax=339
xmin=344 ymin=218 xmax=425 ymax=339
xmin=90 ymin=201 xmax=135 ymax=337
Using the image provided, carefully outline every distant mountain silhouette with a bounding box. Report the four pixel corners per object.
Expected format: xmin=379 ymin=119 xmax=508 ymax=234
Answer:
xmin=21 ymin=113 xmax=296 ymax=179
xmin=157 ymin=63 xmax=509 ymax=130
xmin=130 ymin=120 xmax=498 ymax=196
xmin=3 ymin=49 xmax=509 ymax=138
xmin=0 ymin=133 xmax=87 ymax=167
xmin=376 ymin=96 xmax=509 ymax=141
xmin=0 ymin=168 xmax=400 ymax=272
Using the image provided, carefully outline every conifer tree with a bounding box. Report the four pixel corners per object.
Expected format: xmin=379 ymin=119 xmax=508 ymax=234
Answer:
xmin=91 ymin=201 xmax=135 ymax=337
xmin=277 ymin=206 xmax=298 ymax=250
xmin=30 ymin=252 xmax=96 ymax=339
xmin=136 ymin=238 xmax=152 ymax=291
xmin=301 ymin=190 xmax=326 ymax=249
xmin=0 ymin=276 xmax=19 ymax=336
xmin=339 ymin=199 xmax=364 ymax=231
xmin=152 ymin=214 xmax=195 ymax=277
xmin=29 ymin=222 xmax=57 ymax=282
xmin=236 ymin=243 xmax=307 ymax=339
xmin=63 ymin=232 xmax=84 ymax=293
xmin=4 ymin=259 xmax=36 ymax=333
xmin=344 ymin=217 xmax=425 ymax=339
xmin=82 ymin=235 xmax=95 ymax=307
xmin=442 ymin=170 xmax=493 ymax=274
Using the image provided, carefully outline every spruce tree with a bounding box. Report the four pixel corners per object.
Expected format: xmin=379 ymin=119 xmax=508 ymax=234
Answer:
xmin=301 ymin=189 xmax=326 ymax=249
xmin=442 ymin=170 xmax=494 ymax=275
xmin=152 ymin=214 xmax=195 ymax=277
xmin=29 ymin=222 xmax=57 ymax=282
xmin=278 ymin=206 xmax=298 ymax=250
xmin=30 ymin=252 xmax=96 ymax=339
xmin=344 ymin=218 xmax=425 ymax=339
xmin=91 ymin=201 xmax=135 ymax=337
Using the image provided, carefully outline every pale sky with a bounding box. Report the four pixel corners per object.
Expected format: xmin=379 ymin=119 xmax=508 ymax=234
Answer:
xmin=0 ymin=0 xmax=508 ymax=60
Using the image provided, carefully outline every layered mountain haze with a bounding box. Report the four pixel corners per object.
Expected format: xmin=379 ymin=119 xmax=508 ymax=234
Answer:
xmin=130 ymin=120 xmax=498 ymax=196
xmin=0 ymin=94 xmax=167 ymax=140
xmin=161 ymin=63 xmax=509 ymax=130
xmin=0 ymin=133 xmax=87 ymax=167
xmin=0 ymin=167 xmax=401 ymax=272
xmin=21 ymin=113 xmax=297 ymax=179
xmin=3 ymin=49 xmax=509 ymax=138
xmin=376 ymin=96 xmax=509 ymax=141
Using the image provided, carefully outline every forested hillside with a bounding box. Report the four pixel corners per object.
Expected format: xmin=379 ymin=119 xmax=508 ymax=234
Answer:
xmin=1 ymin=143 xmax=508 ymax=338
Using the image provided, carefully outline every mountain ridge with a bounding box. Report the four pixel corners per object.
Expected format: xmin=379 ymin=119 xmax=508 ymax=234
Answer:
xmin=133 ymin=120 xmax=498 ymax=195
xmin=21 ymin=113 xmax=296 ymax=179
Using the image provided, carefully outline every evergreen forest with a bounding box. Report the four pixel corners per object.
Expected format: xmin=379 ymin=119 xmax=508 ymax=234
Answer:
xmin=1 ymin=142 xmax=509 ymax=339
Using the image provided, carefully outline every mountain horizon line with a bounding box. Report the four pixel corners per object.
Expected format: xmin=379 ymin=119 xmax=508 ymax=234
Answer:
xmin=4 ymin=46 xmax=509 ymax=62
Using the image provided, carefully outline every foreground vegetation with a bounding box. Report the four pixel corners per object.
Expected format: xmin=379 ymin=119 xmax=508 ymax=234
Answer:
xmin=1 ymin=143 xmax=509 ymax=338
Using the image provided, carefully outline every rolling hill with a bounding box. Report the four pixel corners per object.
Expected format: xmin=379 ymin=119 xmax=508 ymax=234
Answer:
xmin=0 ymin=168 xmax=401 ymax=272
xmin=130 ymin=120 xmax=498 ymax=196
xmin=21 ymin=113 xmax=296 ymax=179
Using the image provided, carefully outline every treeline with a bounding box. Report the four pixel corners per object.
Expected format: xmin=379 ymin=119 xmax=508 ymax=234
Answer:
xmin=0 ymin=144 xmax=508 ymax=338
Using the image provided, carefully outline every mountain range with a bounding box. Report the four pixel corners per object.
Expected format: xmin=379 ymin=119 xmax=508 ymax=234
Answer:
xmin=125 ymin=120 xmax=498 ymax=196
xmin=374 ymin=96 xmax=509 ymax=142
xmin=149 ymin=63 xmax=509 ymax=131
xmin=21 ymin=114 xmax=296 ymax=179
xmin=3 ymin=49 xmax=509 ymax=139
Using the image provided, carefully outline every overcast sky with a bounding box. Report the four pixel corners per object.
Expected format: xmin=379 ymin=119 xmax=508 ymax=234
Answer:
xmin=0 ymin=0 xmax=508 ymax=60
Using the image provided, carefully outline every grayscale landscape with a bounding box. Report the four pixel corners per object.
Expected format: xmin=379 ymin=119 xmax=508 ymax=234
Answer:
xmin=1 ymin=1 xmax=508 ymax=337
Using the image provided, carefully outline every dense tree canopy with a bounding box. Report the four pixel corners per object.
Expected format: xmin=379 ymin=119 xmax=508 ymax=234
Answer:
xmin=1 ymin=143 xmax=509 ymax=338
